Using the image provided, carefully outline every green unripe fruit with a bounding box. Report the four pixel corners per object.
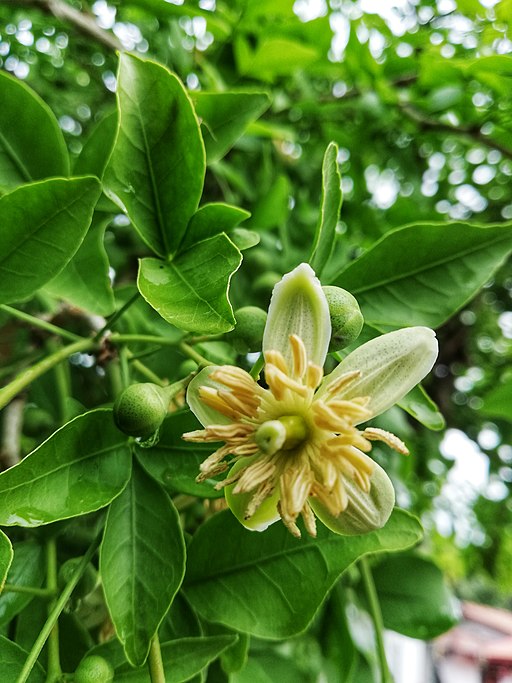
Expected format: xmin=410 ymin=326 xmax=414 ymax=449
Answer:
xmin=74 ymin=655 xmax=114 ymax=683
xmin=179 ymin=359 xmax=198 ymax=376
xmin=253 ymin=271 xmax=282 ymax=295
xmin=113 ymin=383 xmax=169 ymax=439
xmin=322 ymin=286 xmax=364 ymax=352
xmin=58 ymin=557 xmax=98 ymax=599
xmin=231 ymin=306 xmax=268 ymax=353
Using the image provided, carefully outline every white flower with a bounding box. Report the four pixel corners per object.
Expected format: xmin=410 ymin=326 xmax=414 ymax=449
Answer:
xmin=183 ymin=264 xmax=438 ymax=537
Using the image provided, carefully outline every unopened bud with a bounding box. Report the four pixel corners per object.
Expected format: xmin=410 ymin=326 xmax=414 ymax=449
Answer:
xmin=322 ymin=286 xmax=364 ymax=352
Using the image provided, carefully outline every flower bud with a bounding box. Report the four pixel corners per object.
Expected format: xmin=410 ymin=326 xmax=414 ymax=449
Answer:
xmin=74 ymin=655 xmax=114 ymax=683
xmin=322 ymin=286 xmax=364 ymax=352
xmin=230 ymin=306 xmax=268 ymax=353
xmin=58 ymin=557 xmax=98 ymax=599
xmin=113 ymin=383 xmax=169 ymax=439
xmin=311 ymin=460 xmax=395 ymax=535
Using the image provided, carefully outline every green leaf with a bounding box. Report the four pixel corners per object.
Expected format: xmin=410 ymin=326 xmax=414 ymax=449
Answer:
xmin=479 ymin=381 xmax=512 ymax=421
xmin=112 ymin=635 xmax=238 ymax=682
xmin=138 ymin=233 xmax=242 ymax=334
xmin=333 ymin=221 xmax=512 ymax=329
xmin=0 ymin=635 xmax=46 ymax=682
xmin=73 ymin=111 xmax=117 ymax=178
xmin=0 ymin=70 xmax=69 ymax=192
xmin=364 ymin=554 xmax=460 ymax=639
xmin=398 ymin=385 xmax=445 ymax=431
xmin=0 ymin=409 xmax=131 ymax=527
xmin=0 ymin=177 xmax=101 ymax=305
xmin=44 ymin=213 xmax=115 ymax=316
xmin=246 ymin=175 xmax=290 ymax=231
xmin=0 ymin=541 xmax=44 ymax=626
xmin=136 ymin=410 xmax=224 ymax=499
xmin=100 ymin=460 xmax=186 ymax=667
xmin=180 ymin=203 xmax=250 ymax=252
xmin=309 ymin=142 xmax=342 ymax=277
xmin=234 ymin=36 xmax=319 ymax=82
xmin=105 ymin=53 xmax=205 ymax=258
xmin=0 ymin=530 xmax=13 ymax=593
xmin=184 ymin=509 xmax=422 ymax=638
xmin=318 ymin=586 xmax=358 ymax=683
xmin=192 ymin=92 xmax=271 ymax=163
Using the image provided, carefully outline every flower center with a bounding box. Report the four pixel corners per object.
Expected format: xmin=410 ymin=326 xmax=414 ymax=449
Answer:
xmin=255 ymin=415 xmax=309 ymax=455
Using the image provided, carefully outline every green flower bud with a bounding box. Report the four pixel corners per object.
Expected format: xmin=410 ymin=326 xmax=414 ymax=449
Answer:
xmin=322 ymin=286 xmax=364 ymax=352
xmin=113 ymin=383 xmax=169 ymax=439
xmin=311 ymin=460 xmax=395 ymax=535
xmin=74 ymin=655 xmax=114 ymax=683
xmin=58 ymin=557 xmax=98 ymax=599
xmin=231 ymin=306 xmax=268 ymax=353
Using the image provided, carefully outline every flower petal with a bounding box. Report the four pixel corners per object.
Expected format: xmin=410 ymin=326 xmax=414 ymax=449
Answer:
xmin=225 ymin=456 xmax=281 ymax=532
xmin=319 ymin=327 xmax=438 ymax=421
xmin=310 ymin=459 xmax=395 ymax=535
xmin=263 ymin=263 xmax=331 ymax=368
xmin=186 ymin=366 xmax=234 ymax=427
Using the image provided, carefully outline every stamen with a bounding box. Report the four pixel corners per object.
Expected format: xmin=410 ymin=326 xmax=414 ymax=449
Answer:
xmin=265 ymin=364 xmax=310 ymax=400
xmin=290 ymin=334 xmax=307 ymax=380
xmin=278 ymin=501 xmax=301 ymax=538
xmin=324 ymin=370 xmax=362 ymax=396
xmin=327 ymin=399 xmax=372 ymax=422
xmin=218 ymin=388 xmax=258 ymax=417
xmin=264 ymin=350 xmax=289 ymax=376
xmin=312 ymin=401 xmax=351 ymax=432
xmin=233 ymin=457 xmax=275 ymax=494
xmin=306 ymin=362 xmax=323 ymax=390
xmin=362 ymin=427 xmax=409 ymax=455
xmin=199 ymin=386 xmax=241 ymax=420
xmin=301 ymin=502 xmax=317 ymax=538
xmin=244 ymin=481 xmax=275 ymax=520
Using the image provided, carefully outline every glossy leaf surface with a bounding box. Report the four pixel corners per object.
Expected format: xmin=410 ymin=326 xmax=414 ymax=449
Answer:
xmin=0 ymin=541 xmax=44 ymax=626
xmin=100 ymin=461 xmax=186 ymax=666
xmin=0 ymin=635 xmax=45 ymax=682
xmin=0 ymin=410 xmax=131 ymax=527
xmin=184 ymin=509 xmax=422 ymax=638
xmin=0 ymin=530 xmax=13 ymax=593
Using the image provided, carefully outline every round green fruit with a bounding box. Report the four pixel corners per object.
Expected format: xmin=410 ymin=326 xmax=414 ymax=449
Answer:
xmin=322 ymin=286 xmax=364 ymax=352
xmin=113 ymin=383 xmax=169 ymax=439
xmin=231 ymin=306 xmax=267 ymax=353
xmin=74 ymin=655 xmax=114 ymax=683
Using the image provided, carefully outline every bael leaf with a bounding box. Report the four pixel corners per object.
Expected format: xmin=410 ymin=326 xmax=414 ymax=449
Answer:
xmin=0 ymin=530 xmax=13 ymax=593
xmin=333 ymin=221 xmax=512 ymax=329
xmin=44 ymin=213 xmax=115 ymax=316
xmin=0 ymin=541 xmax=44 ymax=626
xmin=104 ymin=53 xmax=205 ymax=258
xmin=0 ymin=177 xmax=101 ymax=305
xmin=309 ymin=142 xmax=342 ymax=277
xmin=138 ymin=233 xmax=242 ymax=334
xmin=184 ymin=509 xmax=422 ymax=639
xmin=180 ymin=203 xmax=250 ymax=251
xmin=112 ymin=635 xmax=238 ymax=682
xmin=0 ymin=409 xmax=131 ymax=527
xmin=479 ymin=381 xmax=512 ymax=421
xmin=360 ymin=554 xmax=460 ymax=639
xmin=192 ymin=91 xmax=271 ymax=163
xmin=0 ymin=635 xmax=46 ymax=682
xmin=136 ymin=410 xmax=224 ymax=499
xmin=0 ymin=70 xmax=69 ymax=192
xmin=398 ymin=385 xmax=445 ymax=431
xmin=73 ymin=111 xmax=118 ymax=179
xmin=100 ymin=460 xmax=186 ymax=667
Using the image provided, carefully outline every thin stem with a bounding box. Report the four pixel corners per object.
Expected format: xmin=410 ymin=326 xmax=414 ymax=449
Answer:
xmin=0 ymin=338 xmax=97 ymax=411
xmin=94 ymin=292 xmax=140 ymax=340
xmin=250 ymin=353 xmax=265 ymax=379
xmin=360 ymin=557 xmax=393 ymax=683
xmin=47 ymin=339 xmax=71 ymax=425
xmin=147 ymin=634 xmax=166 ymax=683
xmin=179 ymin=342 xmax=214 ymax=368
xmin=0 ymin=305 xmax=82 ymax=343
xmin=2 ymin=584 xmax=56 ymax=599
xmin=45 ymin=538 xmax=61 ymax=682
xmin=16 ymin=538 xmax=100 ymax=683
xmin=130 ymin=358 xmax=167 ymax=386
xmin=109 ymin=333 xmax=182 ymax=347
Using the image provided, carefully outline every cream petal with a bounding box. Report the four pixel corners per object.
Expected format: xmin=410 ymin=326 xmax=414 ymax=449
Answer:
xmin=186 ymin=366 xmax=234 ymax=427
xmin=263 ymin=263 xmax=331 ymax=368
xmin=311 ymin=459 xmax=395 ymax=535
xmin=319 ymin=327 xmax=438 ymax=421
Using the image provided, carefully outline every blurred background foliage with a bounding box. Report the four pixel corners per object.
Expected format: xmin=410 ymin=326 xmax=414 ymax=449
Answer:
xmin=2 ymin=0 xmax=512 ymax=608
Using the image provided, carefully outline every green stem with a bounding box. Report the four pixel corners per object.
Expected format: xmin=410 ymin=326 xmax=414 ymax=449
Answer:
xmin=0 ymin=338 xmax=97 ymax=411
xmin=109 ymin=333 xmax=182 ymax=347
xmin=250 ymin=353 xmax=265 ymax=379
xmin=2 ymin=584 xmax=56 ymax=599
xmin=147 ymin=634 xmax=166 ymax=683
xmin=130 ymin=358 xmax=167 ymax=386
xmin=179 ymin=342 xmax=214 ymax=368
xmin=360 ymin=557 xmax=393 ymax=683
xmin=47 ymin=339 xmax=71 ymax=424
xmin=94 ymin=291 xmax=139 ymax=340
xmin=0 ymin=305 xmax=82 ymax=343
xmin=45 ymin=538 xmax=61 ymax=683
xmin=16 ymin=538 xmax=100 ymax=683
